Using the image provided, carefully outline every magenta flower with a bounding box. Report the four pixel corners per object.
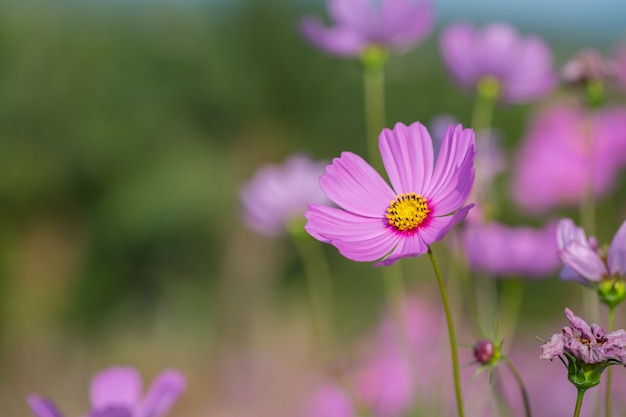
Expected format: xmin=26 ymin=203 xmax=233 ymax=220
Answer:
xmin=613 ymin=43 xmax=626 ymax=91
xmin=305 ymin=122 xmax=475 ymax=266
xmin=240 ymin=154 xmax=331 ymax=236
xmin=301 ymin=0 xmax=434 ymax=58
xmin=28 ymin=367 xmax=186 ymax=417
xmin=460 ymin=221 xmax=560 ymax=278
xmin=557 ymin=218 xmax=626 ymax=285
xmin=440 ymin=22 xmax=556 ymax=103
xmin=511 ymin=104 xmax=626 ymax=214
xmin=541 ymin=308 xmax=626 ymax=364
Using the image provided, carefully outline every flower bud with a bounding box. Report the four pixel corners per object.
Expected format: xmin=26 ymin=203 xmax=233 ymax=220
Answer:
xmin=473 ymin=339 xmax=497 ymax=365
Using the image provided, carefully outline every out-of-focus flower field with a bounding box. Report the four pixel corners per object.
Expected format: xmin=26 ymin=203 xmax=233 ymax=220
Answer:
xmin=3 ymin=1 xmax=626 ymax=417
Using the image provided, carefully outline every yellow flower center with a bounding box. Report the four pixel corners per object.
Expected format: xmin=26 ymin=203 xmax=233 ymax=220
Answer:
xmin=386 ymin=193 xmax=430 ymax=232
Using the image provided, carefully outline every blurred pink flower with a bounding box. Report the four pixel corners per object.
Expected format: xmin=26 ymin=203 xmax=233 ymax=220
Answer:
xmin=301 ymin=0 xmax=434 ymax=58
xmin=305 ymin=122 xmax=475 ymax=266
xmin=240 ymin=154 xmax=331 ymax=236
xmin=460 ymin=221 xmax=560 ymax=278
xmin=28 ymin=367 xmax=185 ymax=417
xmin=440 ymin=22 xmax=556 ymax=103
xmin=511 ymin=103 xmax=626 ymax=214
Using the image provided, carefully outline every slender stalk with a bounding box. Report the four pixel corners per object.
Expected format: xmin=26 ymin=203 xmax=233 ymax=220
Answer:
xmin=503 ymin=356 xmax=532 ymax=417
xmin=574 ymin=389 xmax=587 ymax=417
xmin=427 ymin=245 xmax=465 ymax=417
xmin=499 ymin=279 xmax=524 ymax=347
xmin=363 ymin=66 xmax=386 ymax=171
xmin=605 ymin=305 xmax=616 ymax=417
xmin=291 ymin=233 xmax=336 ymax=360
xmin=470 ymin=88 xmax=496 ymax=133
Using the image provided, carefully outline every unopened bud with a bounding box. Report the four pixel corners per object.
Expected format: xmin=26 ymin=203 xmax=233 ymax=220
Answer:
xmin=473 ymin=339 xmax=497 ymax=365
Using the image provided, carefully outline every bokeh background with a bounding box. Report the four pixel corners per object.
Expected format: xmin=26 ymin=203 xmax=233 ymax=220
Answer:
xmin=2 ymin=0 xmax=626 ymax=416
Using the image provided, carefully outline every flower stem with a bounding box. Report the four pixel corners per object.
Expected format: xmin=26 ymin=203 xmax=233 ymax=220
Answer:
xmin=503 ymin=356 xmax=532 ymax=417
xmin=574 ymin=388 xmax=587 ymax=417
xmin=291 ymin=233 xmax=336 ymax=360
xmin=470 ymin=85 xmax=497 ymax=133
xmin=605 ymin=305 xmax=616 ymax=417
xmin=363 ymin=66 xmax=386 ymax=171
xmin=427 ymin=245 xmax=465 ymax=417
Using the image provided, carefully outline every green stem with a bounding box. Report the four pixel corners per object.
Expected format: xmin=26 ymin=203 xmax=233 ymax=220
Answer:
xmin=470 ymin=84 xmax=497 ymax=133
xmin=427 ymin=246 xmax=464 ymax=417
xmin=499 ymin=279 xmax=524 ymax=347
xmin=605 ymin=305 xmax=616 ymax=417
xmin=503 ymin=356 xmax=532 ymax=417
xmin=291 ymin=233 xmax=336 ymax=360
xmin=363 ymin=66 xmax=386 ymax=171
xmin=574 ymin=388 xmax=587 ymax=417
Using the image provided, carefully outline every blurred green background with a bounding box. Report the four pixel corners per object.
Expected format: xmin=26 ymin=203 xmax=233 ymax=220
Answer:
xmin=1 ymin=1 xmax=626 ymax=416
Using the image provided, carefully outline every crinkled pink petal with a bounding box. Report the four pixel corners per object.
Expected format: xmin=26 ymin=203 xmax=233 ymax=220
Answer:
xmin=540 ymin=333 xmax=565 ymax=361
xmin=90 ymin=367 xmax=142 ymax=410
xmin=608 ymin=219 xmax=626 ymax=276
xmin=379 ymin=122 xmax=434 ymax=194
xmin=321 ymin=152 xmax=395 ymax=217
xmin=565 ymin=308 xmax=595 ymax=341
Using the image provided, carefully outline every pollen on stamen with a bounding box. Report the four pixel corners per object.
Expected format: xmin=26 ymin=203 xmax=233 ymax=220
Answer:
xmin=386 ymin=193 xmax=430 ymax=232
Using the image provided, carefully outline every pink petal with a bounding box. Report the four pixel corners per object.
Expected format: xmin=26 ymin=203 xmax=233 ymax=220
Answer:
xmin=440 ymin=23 xmax=478 ymax=88
xmin=306 ymin=205 xmax=399 ymax=262
xmin=137 ymin=370 xmax=186 ymax=417
xmin=320 ymin=152 xmax=395 ymax=218
xmin=328 ymin=0 xmax=374 ymax=33
xmin=379 ymin=122 xmax=434 ymax=194
xmin=421 ymin=204 xmax=473 ymax=245
xmin=608 ymin=219 xmax=626 ymax=275
xmin=300 ymin=17 xmax=367 ymax=58
xmin=425 ymin=125 xmax=475 ymax=199
xmin=427 ymin=148 xmax=475 ymax=215
xmin=559 ymin=241 xmax=606 ymax=282
xmin=90 ymin=367 xmax=142 ymax=410
xmin=27 ymin=396 xmax=64 ymax=417
xmin=556 ymin=218 xmax=587 ymax=249
xmin=376 ymin=232 xmax=427 ymax=266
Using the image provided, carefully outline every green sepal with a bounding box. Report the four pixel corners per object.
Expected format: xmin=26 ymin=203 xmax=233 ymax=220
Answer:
xmin=597 ymin=278 xmax=626 ymax=309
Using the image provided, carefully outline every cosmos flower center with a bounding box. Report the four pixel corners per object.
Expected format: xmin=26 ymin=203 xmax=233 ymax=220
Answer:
xmin=386 ymin=193 xmax=430 ymax=231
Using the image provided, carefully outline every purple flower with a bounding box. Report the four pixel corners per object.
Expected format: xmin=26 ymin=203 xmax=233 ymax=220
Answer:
xmin=301 ymin=0 xmax=434 ymax=58
xmin=511 ymin=103 xmax=626 ymax=214
xmin=540 ymin=308 xmax=626 ymax=364
xmin=240 ymin=154 xmax=331 ymax=236
xmin=305 ymin=121 xmax=475 ymax=266
xmin=557 ymin=217 xmax=626 ymax=284
xmin=460 ymin=221 xmax=560 ymax=278
xmin=440 ymin=22 xmax=556 ymax=103
xmin=613 ymin=43 xmax=626 ymax=91
xmin=28 ymin=367 xmax=186 ymax=417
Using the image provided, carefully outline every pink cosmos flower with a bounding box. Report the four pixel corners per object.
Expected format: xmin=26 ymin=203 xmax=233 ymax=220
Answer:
xmin=240 ymin=154 xmax=331 ymax=236
xmin=557 ymin=218 xmax=626 ymax=285
xmin=28 ymin=367 xmax=186 ymax=417
xmin=460 ymin=221 xmax=560 ymax=278
xmin=613 ymin=43 xmax=626 ymax=91
xmin=540 ymin=308 xmax=626 ymax=364
xmin=305 ymin=121 xmax=475 ymax=266
xmin=301 ymin=0 xmax=434 ymax=58
xmin=511 ymin=103 xmax=626 ymax=214
xmin=440 ymin=22 xmax=556 ymax=103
